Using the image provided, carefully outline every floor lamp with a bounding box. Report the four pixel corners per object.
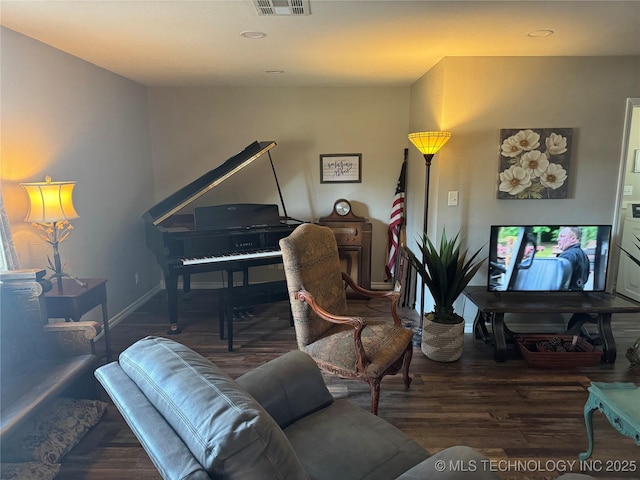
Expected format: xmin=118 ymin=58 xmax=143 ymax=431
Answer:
xmin=407 ymin=131 xmax=451 ymax=344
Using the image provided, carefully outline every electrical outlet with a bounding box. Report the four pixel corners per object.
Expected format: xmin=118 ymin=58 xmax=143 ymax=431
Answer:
xmin=624 ymin=185 xmax=633 ymax=196
xmin=135 ymin=272 xmax=140 ymax=284
xmin=447 ymin=191 xmax=459 ymax=206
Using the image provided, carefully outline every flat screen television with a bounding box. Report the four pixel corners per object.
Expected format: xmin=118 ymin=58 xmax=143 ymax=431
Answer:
xmin=488 ymin=225 xmax=612 ymax=292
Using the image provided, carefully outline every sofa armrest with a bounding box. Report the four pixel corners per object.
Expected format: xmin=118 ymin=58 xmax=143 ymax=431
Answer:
xmin=396 ymin=446 xmax=500 ymax=480
xmin=43 ymin=321 xmax=102 ymax=356
xmin=1 ymin=354 xmax=97 ymax=439
xmin=95 ymin=362 xmax=209 ymax=480
xmin=236 ymin=350 xmax=334 ymax=428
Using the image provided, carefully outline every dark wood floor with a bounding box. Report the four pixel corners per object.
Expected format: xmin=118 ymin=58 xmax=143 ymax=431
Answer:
xmin=59 ymin=290 xmax=640 ymax=479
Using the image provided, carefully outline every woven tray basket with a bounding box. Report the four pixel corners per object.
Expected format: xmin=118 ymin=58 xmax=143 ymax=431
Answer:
xmin=516 ymin=334 xmax=602 ymax=367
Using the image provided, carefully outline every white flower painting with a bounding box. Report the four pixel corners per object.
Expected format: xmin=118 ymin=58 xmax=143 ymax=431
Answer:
xmin=497 ymin=128 xmax=572 ymax=199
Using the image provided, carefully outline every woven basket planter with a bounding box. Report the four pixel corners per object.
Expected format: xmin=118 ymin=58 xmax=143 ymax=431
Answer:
xmin=421 ymin=313 xmax=464 ymax=362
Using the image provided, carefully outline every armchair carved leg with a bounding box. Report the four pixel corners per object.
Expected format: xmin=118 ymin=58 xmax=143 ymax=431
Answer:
xmin=403 ymin=344 xmax=413 ymax=390
xmin=370 ymin=379 xmax=382 ymax=416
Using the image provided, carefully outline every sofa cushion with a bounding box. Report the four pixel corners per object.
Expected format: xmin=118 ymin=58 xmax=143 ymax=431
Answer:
xmin=236 ymin=350 xmax=334 ymax=428
xmin=284 ymin=398 xmax=429 ymax=480
xmin=397 ymin=446 xmax=499 ymax=480
xmin=118 ymin=336 xmax=309 ymax=480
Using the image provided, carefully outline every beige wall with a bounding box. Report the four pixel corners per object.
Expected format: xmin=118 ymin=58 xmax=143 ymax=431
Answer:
xmin=409 ymin=56 xmax=640 ymax=320
xmin=412 ymin=55 xmax=640 ymax=261
xmin=1 ymin=27 xmax=159 ymax=321
xmin=147 ymin=86 xmax=411 ymax=285
xmin=405 ymin=60 xmax=447 ymax=246
xmin=2 ymin=25 xmax=639 ymax=325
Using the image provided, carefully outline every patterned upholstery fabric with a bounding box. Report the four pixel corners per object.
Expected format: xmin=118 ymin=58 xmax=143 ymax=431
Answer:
xmin=279 ymin=223 xmax=347 ymax=348
xmin=1 ymin=397 xmax=107 ymax=465
xmin=279 ymin=223 xmax=414 ymax=414
xmin=304 ymin=323 xmax=413 ymax=378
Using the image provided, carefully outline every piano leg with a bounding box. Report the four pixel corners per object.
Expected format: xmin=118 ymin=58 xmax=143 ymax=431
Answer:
xmin=165 ymin=274 xmax=182 ymax=334
xmin=183 ymin=273 xmax=191 ymax=300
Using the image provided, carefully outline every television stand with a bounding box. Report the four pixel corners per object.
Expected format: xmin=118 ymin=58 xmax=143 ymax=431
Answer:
xmin=581 ymin=291 xmax=605 ymax=301
xmin=463 ymin=286 xmax=640 ymax=362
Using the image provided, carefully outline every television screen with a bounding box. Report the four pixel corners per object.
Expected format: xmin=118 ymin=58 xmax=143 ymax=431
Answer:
xmin=488 ymin=225 xmax=612 ymax=292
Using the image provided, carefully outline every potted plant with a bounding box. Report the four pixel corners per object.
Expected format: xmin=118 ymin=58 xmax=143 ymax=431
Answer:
xmin=406 ymin=230 xmax=485 ymax=362
xmin=620 ymin=233 xmax=640 ymax=267
xmin=620 ymin=233 xmax=640 ymax=367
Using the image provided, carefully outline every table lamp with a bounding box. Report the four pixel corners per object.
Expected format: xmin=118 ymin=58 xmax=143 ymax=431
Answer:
xmin=21 ymin=176 xmax=86 ymax=290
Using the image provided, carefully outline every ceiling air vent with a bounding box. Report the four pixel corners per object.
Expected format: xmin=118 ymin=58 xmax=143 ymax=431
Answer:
xmin=253 ymin=0 xmax=311 ymax=16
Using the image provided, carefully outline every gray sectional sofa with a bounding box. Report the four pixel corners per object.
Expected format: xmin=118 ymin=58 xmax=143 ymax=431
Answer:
xmin=95 ymin=336 xmax=594 ymax=480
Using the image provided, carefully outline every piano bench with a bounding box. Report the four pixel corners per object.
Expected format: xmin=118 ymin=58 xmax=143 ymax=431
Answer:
xmin=218 ymin=280 xmax=292 ymax=351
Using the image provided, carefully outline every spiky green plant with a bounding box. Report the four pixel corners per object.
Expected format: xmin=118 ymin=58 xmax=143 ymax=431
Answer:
xmin=619 ymin=234 xmax=640 ymax=268
xmin=406 ymin=230 xmax=486 ymax=324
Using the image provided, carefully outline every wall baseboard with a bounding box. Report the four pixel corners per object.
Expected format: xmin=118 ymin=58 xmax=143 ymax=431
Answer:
xmin=161 ymin=279 xmax=398 ymax=291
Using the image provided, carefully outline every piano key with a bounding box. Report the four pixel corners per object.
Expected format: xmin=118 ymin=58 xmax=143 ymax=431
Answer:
xmin=182 ymin=249 xmax=282 ymax=266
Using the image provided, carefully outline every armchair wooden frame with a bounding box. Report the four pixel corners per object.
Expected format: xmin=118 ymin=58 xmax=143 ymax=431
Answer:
xmin=295 ymin=273 xmax=412 ymax=415
xmin=280 ymin=223 xmax=414 ymax=415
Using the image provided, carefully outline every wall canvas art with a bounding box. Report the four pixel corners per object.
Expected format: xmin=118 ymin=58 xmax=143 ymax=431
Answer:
xmin=497 ymin=128 xmax=573 ymax=199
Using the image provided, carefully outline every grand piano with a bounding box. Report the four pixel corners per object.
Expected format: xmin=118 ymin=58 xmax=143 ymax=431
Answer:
xmin=143 ymin=141 xmax=303 ymax=333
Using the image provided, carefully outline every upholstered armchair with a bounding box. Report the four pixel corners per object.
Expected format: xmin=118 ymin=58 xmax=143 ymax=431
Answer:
xmin=279 ymin=223 xmax=414 ymax=415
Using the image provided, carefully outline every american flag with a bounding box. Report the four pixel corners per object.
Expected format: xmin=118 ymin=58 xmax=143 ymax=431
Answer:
xmin=385 ymin=155 xmax=407 ymax=280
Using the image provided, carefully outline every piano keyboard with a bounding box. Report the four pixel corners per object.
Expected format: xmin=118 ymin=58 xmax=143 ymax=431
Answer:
xmin=182 ymin=249 xmax=282 ymax=266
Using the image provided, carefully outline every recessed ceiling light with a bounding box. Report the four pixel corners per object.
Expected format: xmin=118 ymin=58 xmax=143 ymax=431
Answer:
xmin=241 ymin=31 xmax=267 ymax=39
xmin=265 ymin=70 xmax=285 ymax=75
xmin=527 ymin=29 xmax=554 ymax=38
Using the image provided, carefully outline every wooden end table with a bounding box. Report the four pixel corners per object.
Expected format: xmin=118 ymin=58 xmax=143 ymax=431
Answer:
xmin=579 ymin=382 xmax=640 ymax=460
xmin=44 ymin=278 xmax=111 ymax=362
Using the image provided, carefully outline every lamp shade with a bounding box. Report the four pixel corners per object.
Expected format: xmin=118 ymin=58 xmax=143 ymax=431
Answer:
xmin=408 ymin=131 xmax=452 ymax=155
xmin=21 ymin=176 xmax=79 ymax=223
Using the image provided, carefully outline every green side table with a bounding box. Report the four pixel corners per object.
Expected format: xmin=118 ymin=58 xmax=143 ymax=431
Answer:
xmin=579 ymin=382 xmax=640 ymax=460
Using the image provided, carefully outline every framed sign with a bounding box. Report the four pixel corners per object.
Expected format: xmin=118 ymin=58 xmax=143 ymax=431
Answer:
xmin=320 ymin=153 xmax=361 ymax=183
xmin=634 ymin=149 xmax=640 ymax=173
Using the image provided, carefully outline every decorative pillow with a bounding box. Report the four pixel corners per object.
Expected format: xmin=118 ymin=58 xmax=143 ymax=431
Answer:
xmin=0 ymin=461 xmax=60 ymax=480
xmin=1 ymin=397 xmax=107 ymax=465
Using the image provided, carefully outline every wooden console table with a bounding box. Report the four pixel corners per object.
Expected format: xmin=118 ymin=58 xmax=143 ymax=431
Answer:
xmin=463 ymin=286 xmax=640 ymax=362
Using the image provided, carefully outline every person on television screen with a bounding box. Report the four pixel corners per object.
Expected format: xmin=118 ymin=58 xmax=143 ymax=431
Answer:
xmin=557 ymin=227 xmax=590 ymax=290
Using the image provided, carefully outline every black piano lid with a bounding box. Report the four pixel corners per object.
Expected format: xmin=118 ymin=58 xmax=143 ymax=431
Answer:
xmin=143 ymin=141 xmax=277 ymax=226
